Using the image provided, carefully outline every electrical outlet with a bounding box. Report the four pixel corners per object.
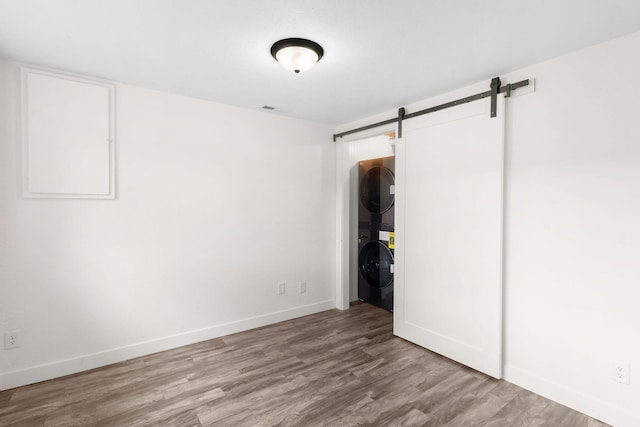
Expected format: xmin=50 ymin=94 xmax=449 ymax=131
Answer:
xmin=299 ymin=282 xmax=307 ymax=294
xmin=613 ymin=363 xmax=631 ymax=385
xmin=4 ymin=330 xmax=20 ymax=349
xmin=277 ymin=282 xmax=286 ymax=295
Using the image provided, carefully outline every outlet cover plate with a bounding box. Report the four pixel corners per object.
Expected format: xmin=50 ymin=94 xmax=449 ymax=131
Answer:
xmin=4 ymin=330 xmax=20 ymax=349
xmin=613 ymin=363 xmax=631 ymax=385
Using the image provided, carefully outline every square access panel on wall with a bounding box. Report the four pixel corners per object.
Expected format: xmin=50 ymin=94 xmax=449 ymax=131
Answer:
xmin=21 ymin=67 xmax=116 ymax=199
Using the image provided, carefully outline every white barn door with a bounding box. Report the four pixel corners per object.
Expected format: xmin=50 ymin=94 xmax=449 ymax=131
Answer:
xmin=394 ymin=96 xmax=505 ymax=379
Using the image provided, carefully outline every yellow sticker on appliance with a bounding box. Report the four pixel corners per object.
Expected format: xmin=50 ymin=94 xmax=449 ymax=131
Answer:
xmin=389 ymin=232 xmax=395 ymax=249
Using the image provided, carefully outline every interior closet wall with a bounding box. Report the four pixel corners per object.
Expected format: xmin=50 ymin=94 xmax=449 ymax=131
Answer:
xmin=335 ymin=30 xmax=640 ymax=427
xmin=0 ymin=60 xmax=336 ymax=389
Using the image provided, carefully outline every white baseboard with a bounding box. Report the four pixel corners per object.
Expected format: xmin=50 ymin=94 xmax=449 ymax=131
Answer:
xmin=504 ymin=364 xmax=640 ymax=427
xmin=0 ymin=299 xmax=335 ymax=391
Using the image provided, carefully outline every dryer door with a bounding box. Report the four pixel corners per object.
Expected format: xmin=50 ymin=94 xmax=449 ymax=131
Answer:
xmin=360 ymin=165 xmax=395 ymax=214
xmin=359 ymin=241 xmax=394 ymax=288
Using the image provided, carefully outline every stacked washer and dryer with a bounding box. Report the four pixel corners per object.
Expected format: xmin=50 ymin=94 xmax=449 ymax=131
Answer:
xmin=357 ymin=156 xmax=395 ymax=311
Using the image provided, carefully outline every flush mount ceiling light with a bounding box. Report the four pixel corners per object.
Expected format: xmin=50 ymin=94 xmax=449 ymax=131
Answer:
xmin=271 ymin=38 xmax=324 ymax=74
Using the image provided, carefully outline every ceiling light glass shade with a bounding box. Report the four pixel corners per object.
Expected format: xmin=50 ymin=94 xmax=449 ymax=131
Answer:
xmin=271 ymin=38 xmax=324 ymax=74
xmin=275 ymin=46 xmax=319 ymax=73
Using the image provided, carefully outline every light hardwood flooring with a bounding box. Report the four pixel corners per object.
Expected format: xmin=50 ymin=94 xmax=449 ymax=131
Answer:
xmin=0 ymin=302 xmax=609 ymax=426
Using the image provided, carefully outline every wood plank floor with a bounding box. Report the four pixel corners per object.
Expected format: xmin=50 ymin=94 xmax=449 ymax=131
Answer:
xmin=0 ymin=302 xmax=609 ymax=426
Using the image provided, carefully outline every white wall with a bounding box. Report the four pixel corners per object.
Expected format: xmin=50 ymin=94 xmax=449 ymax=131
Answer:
xmin=336 ymin=31 xmax=640 ymax=427
xmin=0 ymin=60 xmax=336 ymax=389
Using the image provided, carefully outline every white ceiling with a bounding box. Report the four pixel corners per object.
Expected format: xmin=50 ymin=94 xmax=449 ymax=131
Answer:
xmin=1 ymin=0 xmax=640 ymax=125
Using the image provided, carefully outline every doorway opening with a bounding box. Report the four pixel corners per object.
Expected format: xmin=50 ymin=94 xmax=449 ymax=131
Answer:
xmin=335 ymin=131 xmax=396 ymax=310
